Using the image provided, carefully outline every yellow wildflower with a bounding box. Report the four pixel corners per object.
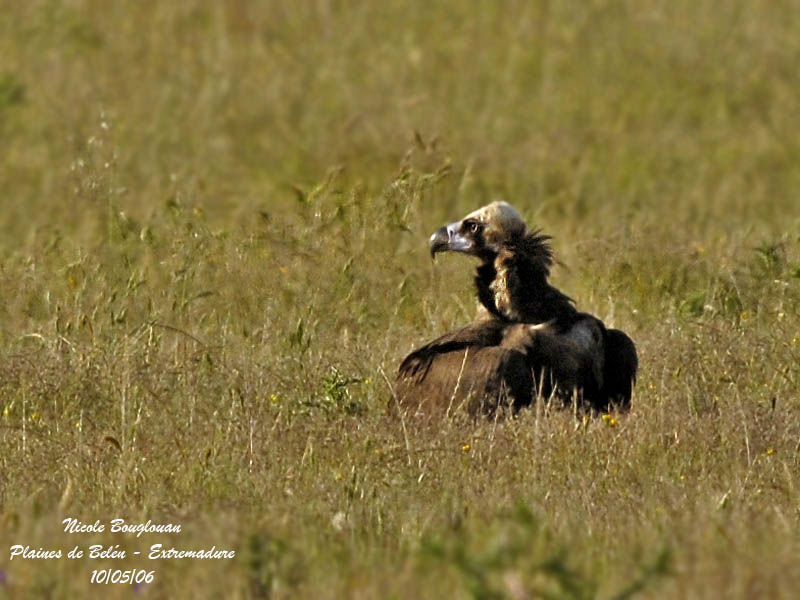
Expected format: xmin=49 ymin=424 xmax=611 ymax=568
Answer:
xmin=601 ymin=414 xmax=618 ymax=427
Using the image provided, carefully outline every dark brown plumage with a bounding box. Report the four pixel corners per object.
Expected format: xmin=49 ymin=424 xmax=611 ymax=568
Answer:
xmin=395 ymin=201 xmax=637 ymax=418
xmin=394 ymin=320 xmax=534 ymax=418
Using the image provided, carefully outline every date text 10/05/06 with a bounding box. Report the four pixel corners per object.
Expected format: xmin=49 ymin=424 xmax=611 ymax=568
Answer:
xmin=91 ymin=569 xmax=154 ymax=585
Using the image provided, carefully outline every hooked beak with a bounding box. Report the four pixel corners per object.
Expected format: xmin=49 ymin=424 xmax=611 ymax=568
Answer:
xmin=429 ymin=223 xmax=475 ymax=260
xmin=429 ymin=226 xmax=449 ymax=259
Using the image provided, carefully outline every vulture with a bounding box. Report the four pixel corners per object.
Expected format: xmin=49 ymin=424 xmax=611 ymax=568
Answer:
xmin=394 ymin=201 xmax=637 ymax=418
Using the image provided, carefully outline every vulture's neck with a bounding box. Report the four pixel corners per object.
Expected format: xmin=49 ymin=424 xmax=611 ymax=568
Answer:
xmin=475 ymin=231 xmax=577 ymax=326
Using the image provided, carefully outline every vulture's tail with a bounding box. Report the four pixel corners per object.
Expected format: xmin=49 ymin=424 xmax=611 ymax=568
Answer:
xmin=601 ymin=328 xmax=638 ymax=410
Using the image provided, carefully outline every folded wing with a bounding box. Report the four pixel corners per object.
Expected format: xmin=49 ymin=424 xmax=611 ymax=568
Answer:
xmin=394 ymin=316 xmax=622 ymax=418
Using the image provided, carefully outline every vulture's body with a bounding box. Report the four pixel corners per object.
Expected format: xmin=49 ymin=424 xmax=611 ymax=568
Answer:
xmin=395 ymin=202 xmax=637 ymax=417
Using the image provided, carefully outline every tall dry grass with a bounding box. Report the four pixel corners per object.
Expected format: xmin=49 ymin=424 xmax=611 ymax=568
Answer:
xmin=1 ymin=0 xmax=800 ymax=597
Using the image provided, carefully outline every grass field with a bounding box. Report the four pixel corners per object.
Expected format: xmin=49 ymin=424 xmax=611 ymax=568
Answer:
xmin=2 ymin=1 xmax=800 ymax=598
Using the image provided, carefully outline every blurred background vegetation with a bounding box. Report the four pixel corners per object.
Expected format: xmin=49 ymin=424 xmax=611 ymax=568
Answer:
xmin=1 ymin=1 xmax=800 ymax=598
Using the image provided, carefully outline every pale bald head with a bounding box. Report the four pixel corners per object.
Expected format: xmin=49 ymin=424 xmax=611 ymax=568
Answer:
xmin=429 ymin=201 xmax=528 ymax=259
xmin=461 ymin=201 xmax=526 ymax=236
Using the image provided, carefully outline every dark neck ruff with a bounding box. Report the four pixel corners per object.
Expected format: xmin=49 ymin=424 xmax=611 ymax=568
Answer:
xmin=474 ymin=231 xmax=578 ymax=327
xmin=475 ymin=262 xmax=506 ymax=321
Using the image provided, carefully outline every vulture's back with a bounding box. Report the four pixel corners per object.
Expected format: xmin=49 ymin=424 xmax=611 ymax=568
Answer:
xmin=394 ymin=320 xmax=534 ymax=418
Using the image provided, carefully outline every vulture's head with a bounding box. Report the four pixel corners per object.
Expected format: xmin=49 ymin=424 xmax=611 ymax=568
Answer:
xmin=428 ymin=201 xmax=562 ymax=323
xmin=429 ymin=201 xmax=527 ymax=261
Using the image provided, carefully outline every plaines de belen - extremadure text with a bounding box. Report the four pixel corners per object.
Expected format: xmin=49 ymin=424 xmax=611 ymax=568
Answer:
xmin=8 ymin=518 xmax=235 ymax=560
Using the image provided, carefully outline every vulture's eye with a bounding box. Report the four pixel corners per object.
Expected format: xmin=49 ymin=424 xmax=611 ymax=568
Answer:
xmin=465 ymin=221 xmax=481 ymax=234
